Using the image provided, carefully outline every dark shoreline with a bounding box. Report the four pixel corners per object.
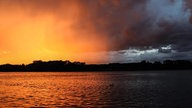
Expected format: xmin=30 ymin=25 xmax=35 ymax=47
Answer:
xmin=0 ymin=60 xmax=192 ymax=72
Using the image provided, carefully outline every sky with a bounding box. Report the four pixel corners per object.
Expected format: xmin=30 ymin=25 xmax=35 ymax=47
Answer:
xmin=0 ymin=0 xmax=192 ymax=64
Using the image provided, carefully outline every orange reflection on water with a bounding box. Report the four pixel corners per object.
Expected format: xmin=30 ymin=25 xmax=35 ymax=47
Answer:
xmin=0 ymin=72 xmax=113 ymax=107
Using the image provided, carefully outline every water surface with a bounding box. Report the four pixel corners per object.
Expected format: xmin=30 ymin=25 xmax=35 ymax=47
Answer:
xmin=0 ymin=71 xmax=192 ymax=107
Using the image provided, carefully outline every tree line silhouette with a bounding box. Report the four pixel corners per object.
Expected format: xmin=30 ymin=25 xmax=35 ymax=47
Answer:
xmin=0 ymin=60 xmax=191 ymax=72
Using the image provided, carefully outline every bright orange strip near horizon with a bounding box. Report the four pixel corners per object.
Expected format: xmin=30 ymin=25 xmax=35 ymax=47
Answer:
xmin=0 ymin=1 xmax=109 ymax=64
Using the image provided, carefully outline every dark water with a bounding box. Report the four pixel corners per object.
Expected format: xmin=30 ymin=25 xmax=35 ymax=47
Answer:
xmin=0 ymin=71 xmax=192 ymax=108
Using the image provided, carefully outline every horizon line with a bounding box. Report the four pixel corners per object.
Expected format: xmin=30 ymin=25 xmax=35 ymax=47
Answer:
xmin=0 ymin=59 xmax=191 ymax=65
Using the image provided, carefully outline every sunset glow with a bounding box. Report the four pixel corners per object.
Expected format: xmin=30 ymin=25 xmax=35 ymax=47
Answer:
xmin=0 ymin=0 xmax=109 ymax=64
xmin=1 ymin=0 xmax=192 ymax=64
xmin=1 ymin=0 xmax=192 ymax=107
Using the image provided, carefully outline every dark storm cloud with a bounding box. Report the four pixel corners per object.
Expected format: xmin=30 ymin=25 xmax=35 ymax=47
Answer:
xmin=185 ymin=0 xmax=192 ymax=24
xmin=84 ymin=0 xmax=151 ymax=49
xmin=78 ymin=0 xmax=192 ymax=53
xmin=87 ymin=0 xmax=192 ymax=61
xmin=158 ymin=48 xmax=172 ymax=54
xmin=1 ymin=0 xmax=192 ymax=54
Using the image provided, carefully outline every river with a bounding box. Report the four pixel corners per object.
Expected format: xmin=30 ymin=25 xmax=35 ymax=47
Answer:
xmin=0 ymin=71 xmax=192 ymax=107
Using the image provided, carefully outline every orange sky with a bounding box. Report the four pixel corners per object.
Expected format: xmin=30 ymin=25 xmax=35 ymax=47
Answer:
xmin=1 ymin=0 xmax=192 ymax=64
xmin=0 ymin=0 xmax=110 ymax=64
